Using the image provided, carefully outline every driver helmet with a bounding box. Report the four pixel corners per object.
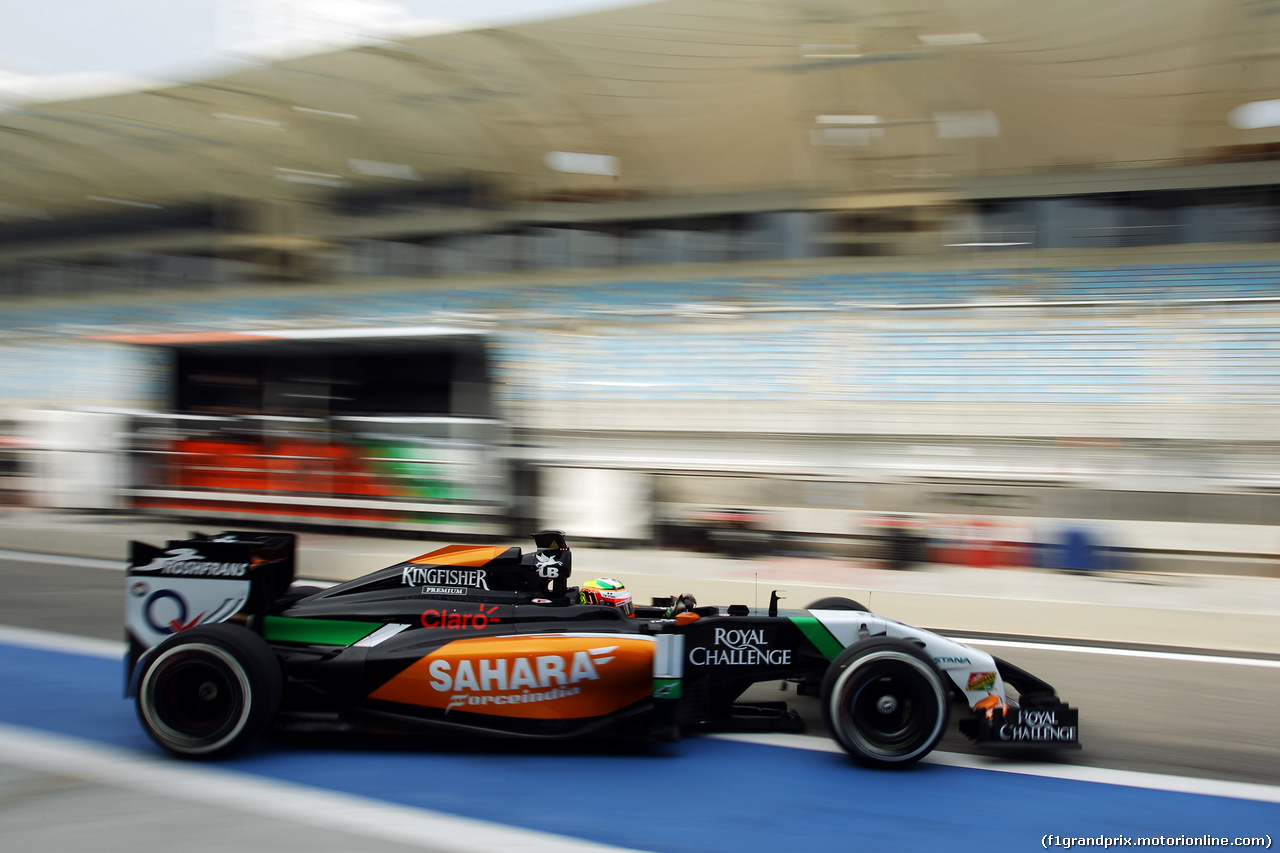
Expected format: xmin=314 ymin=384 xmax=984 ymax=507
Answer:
xmin=579 ymin=577 xmax=634 ymax=617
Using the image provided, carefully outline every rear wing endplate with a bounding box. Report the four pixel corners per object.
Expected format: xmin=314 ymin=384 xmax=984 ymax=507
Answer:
xmin=124 ymin=531 xmax=296 ymax=691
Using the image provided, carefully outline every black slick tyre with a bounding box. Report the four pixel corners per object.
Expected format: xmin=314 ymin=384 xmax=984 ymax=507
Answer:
xmin=135 ymin=623 xmax=282 ymax=759
xmin=806 ymin=596 xmax=868 ymax=612
xmin=821 ymin=637 xmax=949 ymax=768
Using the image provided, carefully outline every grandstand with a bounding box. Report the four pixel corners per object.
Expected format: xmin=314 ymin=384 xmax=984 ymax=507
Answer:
xmin=3 ymin=0 xmax=1280 ymax=570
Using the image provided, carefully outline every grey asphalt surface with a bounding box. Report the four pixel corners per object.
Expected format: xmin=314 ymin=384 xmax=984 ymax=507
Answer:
xmin=2 ymin=510 xmax=1279 ymax=851
xmin=0 ymin=759 xmax=436 ymax=853
xmin=4 ymin=507 xmax=1280 ymax=653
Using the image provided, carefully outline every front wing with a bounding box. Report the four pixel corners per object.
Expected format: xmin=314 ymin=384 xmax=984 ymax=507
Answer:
xmin=960 ymin=699 xmax=1081 ymax=748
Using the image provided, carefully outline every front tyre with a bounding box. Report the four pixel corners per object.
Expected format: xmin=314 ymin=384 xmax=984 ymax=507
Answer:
xmin=806 ymin=596 xmax=868 ymax=612
xmin=136 ymin=623 xmax=282 ymax=759
xmin=821 ymin=638 xmax=949 ymax=768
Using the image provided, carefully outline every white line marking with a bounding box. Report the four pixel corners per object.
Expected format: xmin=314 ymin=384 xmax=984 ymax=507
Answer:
xmin=711 ymin=733 xmax=1280 ymax=804
xmin=926 ymin=750 xmax=1280 ymax=804
xmin=713 ymin=732 xmax=845 ymax=755
xmin=0 ymin=624 xmax=123 ymax=658
xmin=0 ymin=724 xmax=645 ymax=853
xmin=0 ymin=548 xmax=123 ymax=570
xmin=948 ymin=637 xmax=1280 ymax=669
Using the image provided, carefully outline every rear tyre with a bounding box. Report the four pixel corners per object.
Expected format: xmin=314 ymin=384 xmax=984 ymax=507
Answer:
xmin=136 ymin=623 xmax=282 ymax=759
xmin=821 ymin=638 xmax=948 ymax=768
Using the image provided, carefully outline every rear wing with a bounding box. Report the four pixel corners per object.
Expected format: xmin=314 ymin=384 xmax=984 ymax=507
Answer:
xmin=124 ymin=531 xmax=296 ymax=690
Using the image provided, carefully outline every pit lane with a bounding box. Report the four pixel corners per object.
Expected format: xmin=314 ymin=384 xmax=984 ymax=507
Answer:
xmin=3 ymin=552 xmax=1280 ymax=786
xmin=1 ymin=552 xmax=1278 ymax=852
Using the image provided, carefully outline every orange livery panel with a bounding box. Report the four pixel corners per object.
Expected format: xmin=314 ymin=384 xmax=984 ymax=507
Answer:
xmin=370 ymin=634 xmax=655 ymax=719
xmin=409 ymin=545 xmax=509 ymax=567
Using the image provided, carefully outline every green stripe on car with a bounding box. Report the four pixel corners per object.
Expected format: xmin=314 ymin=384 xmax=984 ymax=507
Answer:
xmin=263 ymin=615 xmax=381 ymax=646
xmin=788 ymin=615 xmax=844 ymax=660
xmin=653 ymin=678 xmax=683 ymax=699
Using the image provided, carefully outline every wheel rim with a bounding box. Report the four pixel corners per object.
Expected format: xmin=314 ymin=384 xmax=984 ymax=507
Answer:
xmin=140 ymin=643 xmax=252 ymax=755
xmin=833 ymin=651 xmax=945 ymax=761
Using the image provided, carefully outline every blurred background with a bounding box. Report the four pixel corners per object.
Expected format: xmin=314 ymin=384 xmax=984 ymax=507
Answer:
xmin=4 ymin=0 xmax=1280 ymax=576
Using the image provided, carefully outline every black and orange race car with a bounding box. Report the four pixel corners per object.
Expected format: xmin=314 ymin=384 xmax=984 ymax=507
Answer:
xmin=124 ymin=530 xmax=1078 ymax=768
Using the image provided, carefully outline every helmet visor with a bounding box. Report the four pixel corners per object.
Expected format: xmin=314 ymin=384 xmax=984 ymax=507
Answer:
xmin=595 ymin=587 xmax=634 ymax=617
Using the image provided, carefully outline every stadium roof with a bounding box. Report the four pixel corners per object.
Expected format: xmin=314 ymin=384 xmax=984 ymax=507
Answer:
xmin=1 ymin=0 xmax=1278 ymax=225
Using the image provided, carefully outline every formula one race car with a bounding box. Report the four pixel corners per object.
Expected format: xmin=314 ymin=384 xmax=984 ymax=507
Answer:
xmin=123 ymin=530 xmax=1078 ymax=768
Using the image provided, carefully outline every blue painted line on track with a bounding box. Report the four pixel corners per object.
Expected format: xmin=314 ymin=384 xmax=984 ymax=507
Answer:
xmin=3 ymin=641 xmax=1277 ymax=853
